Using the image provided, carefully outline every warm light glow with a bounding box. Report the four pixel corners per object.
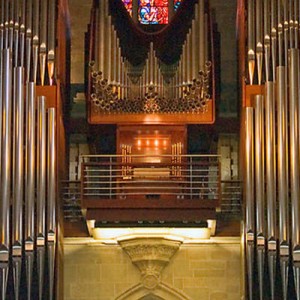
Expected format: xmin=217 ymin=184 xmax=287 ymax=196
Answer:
xmin=92 ymin=227 xmax=211 ymax=243
xmin=146 ymin=140 xmax=150 ymax=146
xmin=154 ymin=139 xmax=159 ymax=147
xmin=137 ymin=139 xmax=141 ymax=146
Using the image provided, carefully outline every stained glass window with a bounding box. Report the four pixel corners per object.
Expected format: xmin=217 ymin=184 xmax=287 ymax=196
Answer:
xmin=138 ymin=0 xmax=168 ymax=25
xmin=174 ymin=0 xmax=182 ymax=11
xmin=122 ymin=0 xmax=133 ymax=16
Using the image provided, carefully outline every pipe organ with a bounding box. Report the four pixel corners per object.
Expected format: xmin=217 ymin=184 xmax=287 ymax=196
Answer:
xmin=88 ymin=0 xmax=215 ymax=121
xmin=242 ymin=0 xmax=300 ymax=298
xmin=0 ymin=0 xmax=60 ymax=299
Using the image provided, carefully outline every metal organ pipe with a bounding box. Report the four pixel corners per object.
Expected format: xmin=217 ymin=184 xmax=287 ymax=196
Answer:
xmin=19 ymin=0 xmax=25 ymax=68
xmin=254 ymin=97 xmax=265 ymax=300
xmin=37 ymin=96 xmax=47 ymax=300
xmin=256 ymin=0 xmax=263 ymax=84
xmin=265 ymin=81 xmax=277 ymax=299
xmin=48 ymin=0 xmax=56 ymax=85
xmin=25 ymin=0 xmax=32 ymax=82
xmin=25 ymin=82 xmax=36 ymax=300
xmin=288 ymin=49 xmax=300 ymax=250
xmin=265 ymin=82 xmax=276 ymax=244
xmin=12 ymin=66 xmax=24 ymax=300
xmin=39 ymin=0 xmax=48 ymax=85
xmin=32 ymin=0 xmax=39 ymax=83
xmin=199 ymin=0 xmax=205 ymax=71
xmin=99 ymin=0 xmax=105 ymax=73
xmin=247 ymin=0 xmax=255 ymax=84
xmin=47 ymin=107 xmax=56 ymax=300
xmin=277 ymin=66 xmax=289 ymax=248
xmin=0 ymin=48 xmax=12 ymax=300
xmin=245 ymin=107 xmax=254 ymax=240
xmin=244 ymin=107 xmax=254 ymax=300
xmin=254 ymin=95 xmax=264 ymax=241
xmin=263 ymin=0 xmax=270 ymax=81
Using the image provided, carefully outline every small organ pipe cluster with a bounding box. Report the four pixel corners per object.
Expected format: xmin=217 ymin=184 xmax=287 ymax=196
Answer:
xmin=89 ymin=0 xmax=212 ymax=114
xmin=0 ymin=0 xmax=57 ymax=299
xmin=244 ymin=0 xmax=300 ymax=298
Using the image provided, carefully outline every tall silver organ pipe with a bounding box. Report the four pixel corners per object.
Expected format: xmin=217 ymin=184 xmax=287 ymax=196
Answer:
xmin=276 ymin=66 xmax=289 ymax=247
xmin=254 ymin=95 xmax=264 ymax=240
xmin=254 ymin=94 xmax=265 ymax=300
xmin=25 ymin=82 xmax=36 ymax=300
xmin=0 ymin=48 xmax=12 ymax=300
xmin=48 ymin=107 xmax=56 ymax=300
xmin=265 ymin=80 xmax=277 ymax=299
xmin=12 ymin=66 xmax=24 ymax=300
xmin=244 ymin=106 xmax=254 ymax=300
xmin=265 ymin=82 xmax=276 ymax=243
xmin=1 ymin=49 xmax=12 ymax=256
xmin=37 ymin=96 xmax=47 ymax=300
xmin=245 ymin=107 xmax=254 ymax=240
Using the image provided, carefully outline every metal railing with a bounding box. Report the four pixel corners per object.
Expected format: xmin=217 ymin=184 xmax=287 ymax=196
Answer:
xmin=80 ymin=154 xmax=221 ymax=201
xmin=220 ymin=180 xmax=242 ymax=216
xmin=61 ymin=180 xmax=83 ymax=221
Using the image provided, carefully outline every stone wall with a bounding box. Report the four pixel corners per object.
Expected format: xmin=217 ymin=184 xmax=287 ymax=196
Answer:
xmin=64 ymin=238 xmax=243 ymax=300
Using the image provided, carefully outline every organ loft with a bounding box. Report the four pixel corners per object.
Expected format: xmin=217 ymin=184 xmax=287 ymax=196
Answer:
xmin=0 ymin=0 xmax=299 ymax=299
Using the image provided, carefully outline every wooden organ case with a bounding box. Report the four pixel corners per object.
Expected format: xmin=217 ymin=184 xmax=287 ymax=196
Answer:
xmin=84 ymin=0 xmax=219 ymax=225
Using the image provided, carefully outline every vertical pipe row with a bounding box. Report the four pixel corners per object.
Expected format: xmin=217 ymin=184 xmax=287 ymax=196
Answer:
xmin=92 ymin=0 xmax=210 ymax=102
xmin=2 ymin=0 xmax=57 ymax=85
xmin=245 ymin=0 xmax=300 ymax=298
xmin=0 ymin=1 xmax=58 ymax=299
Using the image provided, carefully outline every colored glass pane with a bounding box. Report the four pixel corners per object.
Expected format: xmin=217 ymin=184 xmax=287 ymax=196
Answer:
xmin=122 ymin=0 xmax=133 ymax=16
xmin=138 ymin=0 xmax=168 ymax=25
xmin=174 ymin=0 xmax=182 ymax=11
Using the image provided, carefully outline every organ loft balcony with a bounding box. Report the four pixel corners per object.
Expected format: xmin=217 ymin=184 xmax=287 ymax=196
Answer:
xmin=80 ymin=153 xmax=220 ymax=222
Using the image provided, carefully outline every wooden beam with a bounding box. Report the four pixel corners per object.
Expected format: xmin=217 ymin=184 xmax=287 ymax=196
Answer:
xmin=86 ymin=208 xmax=216 ymax=222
